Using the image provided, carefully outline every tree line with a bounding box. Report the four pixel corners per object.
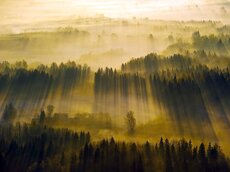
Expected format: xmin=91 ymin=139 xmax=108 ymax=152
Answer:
xmin=95 ymin=62 xmax=230 ymax=117
xmin=192 ymin=31 xmax=230 ymax=55
xmin=1 ymin=53 xmax=230 ymax=124
xmin=0 ymin=123 xmax=229 ymax=172
xmin=121 ymin=53 xmax=195 ymax=74
xmin=0 ymin=61 xmax=91 ymax=114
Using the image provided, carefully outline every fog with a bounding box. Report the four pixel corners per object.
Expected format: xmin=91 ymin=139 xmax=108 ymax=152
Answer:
xmin=1 ymin=0 xmax=230 ymax=26
xmin=1 ymin=0 xmax=230 ymax=157
xmin=0 ymin=18 xmax=227 ymax=69
xmin=0 ymin=0 xmax=229 ymax=69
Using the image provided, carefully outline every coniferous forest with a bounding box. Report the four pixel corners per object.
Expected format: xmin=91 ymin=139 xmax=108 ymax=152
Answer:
xmin=0 ymin=123 xmax=229 ymax=172
xmin=1 ymin=1 xmax=230 ymax=171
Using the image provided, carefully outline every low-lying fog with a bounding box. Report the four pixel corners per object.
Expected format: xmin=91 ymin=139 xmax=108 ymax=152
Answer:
xmin=0 ymin=18 xmax=228 ymax=69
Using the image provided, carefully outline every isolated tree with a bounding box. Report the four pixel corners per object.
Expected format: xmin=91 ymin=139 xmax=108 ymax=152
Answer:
xmin=46 ymin=105 xmax=54 ymax=117
xmin=149 ymin=34 xmax=154 ymax=40
xmin=192 ymin=31 xmax=200 ymax=40
xmin=1 ymin=103 xmax=17 ymax=123
xmin=125 ymin=111 xmax=136 ymax=135
xmin=39 ymin=110 xmax=46 ymax=124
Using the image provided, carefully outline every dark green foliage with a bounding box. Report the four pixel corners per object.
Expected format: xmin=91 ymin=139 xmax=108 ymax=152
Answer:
xmin=121 ymin=53 xmax=195 ymax=73
xmin=46 ymin=105 xmax=54 ymax=117
xmin=75 ymin=138 xmax=229 ymax=172
xmin=94 ymin=67 xmax=148 ymax=114
xmin=149 ymin=67 xmax=230 ymax=137
xmin=0 ymin=62 xmax=90 ymax=115
xmin=0 ymin=123 xmax=90 ymax=172
xmin=94 ymin=53 xmax=230 ymax=137
xmin=0 ymin=124 xmax=229 ymax=172
xmin=125 ymin=111 xmax=136 ymax=135
xmin=192 ymin=32 xmax=230 ymax=55
xmin=1 ymin=103 xmax=17 ymax=123
xmin=39 ymin=111 xmax=46 ymax=125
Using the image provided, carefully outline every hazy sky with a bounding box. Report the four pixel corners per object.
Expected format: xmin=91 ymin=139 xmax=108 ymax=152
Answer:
xmin=0 ymin=0 xmax=229 ymax=24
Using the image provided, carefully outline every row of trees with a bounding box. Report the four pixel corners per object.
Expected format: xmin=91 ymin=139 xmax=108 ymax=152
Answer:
xmin=34 ymin=109 xmax=113 ymax=131
xmin=121 ymin=53 xmax=195 ymax=73
xmin=0 ymin=123 xmax=229 ymax=172
xmin=0 ymin=53 xmax=230 ymax=122
xmin=0 ymin=123 xmax=90 ymax=172
xmin=94 ymin=68 xmax=148 ymax=115
xmin=76 ymin=138 xmax=229 ymax=172
xmin=93 ymin=54 xmax=230 ymax=134
xmin=0 ymin=61 xmax=91 ymax=81
xmin=1 ymin=103 xmax=136 ymax=134
xmin=95 ymin=68 xmax=147 ymax=98
xmin=192 ymin=31 xmax=230 ymax=55
xmin=0 ymin=62 xmax=91 ymax=114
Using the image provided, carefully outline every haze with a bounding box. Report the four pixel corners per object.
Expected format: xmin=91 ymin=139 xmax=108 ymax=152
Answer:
xmin=0 ymin=0 xmax=230 ymax=26
xmin=1 ymin=1 xmax=230 ymax=170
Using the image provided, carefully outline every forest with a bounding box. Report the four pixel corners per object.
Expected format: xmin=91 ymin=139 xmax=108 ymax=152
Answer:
xmin=0 ymin=52 xmax=230 ymax=172
xmin=1 ymin=11 xmax=230 ymax=171
xmin=0 ymin=123 xmax=229 ymax=172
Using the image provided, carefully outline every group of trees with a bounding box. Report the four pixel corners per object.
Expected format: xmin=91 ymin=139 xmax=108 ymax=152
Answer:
xmin=76 ymin=138 xmax=230 ymax=172
xmin=93 ymin=53 xmax=230 ymax=136
xmin=33 ymin=110 xmax=113 ymax=130
xmin=0 ymin=61 xmax=91 ymax=114
xmin=1 ymin=103 xmax=135 ymax=134
xmin=94 ymin=67 xmax=148 ymax=114
xmin=1 ymin=103 xmax=17 ymax=123
xmin=192 ymin=31 xmax=230 ymax=55
xmin=123 ymin=54 xmax=230 ymax=120
xmin=1 ymin=53 xmax=230 ymax=131
xmin=0 ymin=60 xmax=91 ymax=83
xmin=0 ymin=123 xmax=90 ymax=172
xmin=121 ymin=53 xmax=195 ymax=73
xmin=1 ymin=53 xmax=229 ymax=122
xmin=0 ymin=123 xmax=229 ymax=172
xmin=149 ymin=66 xmax=230 ymax=135
xmin=94 ymin=67 xmax=147 ymax=98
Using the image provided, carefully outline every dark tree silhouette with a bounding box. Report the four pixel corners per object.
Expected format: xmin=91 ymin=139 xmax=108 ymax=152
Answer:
xmin=46 ymin=105 xmax=54 ymax=117
xmin=1 ymin=103 xmax=17 ymax=123
xmin=39 ymin=110 xmax=46 ymax=125
xmin=125 ymin=111 xmax=136 ymax=135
